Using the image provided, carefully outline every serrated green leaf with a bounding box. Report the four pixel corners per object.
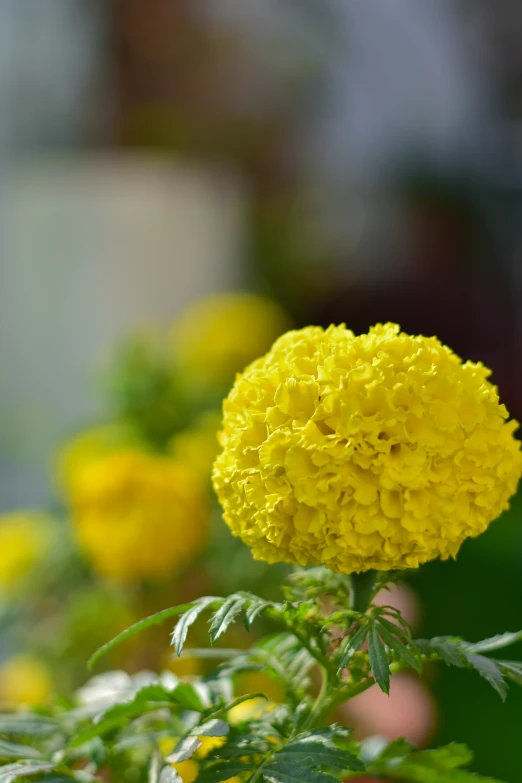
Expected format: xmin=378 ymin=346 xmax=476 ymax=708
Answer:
xmin=376 ymin=614 xmax=411 ymax=642
xmin=190 ymin=719 xmax=229 ymax=737
xmin=208 ymin=597 xmax=246 ymax=643
xmin=193 ymin=762 xmax=255 ymax=783
xmin=244 ymin=600 xmax=271 ymax=630
xmin=368 ymin=623 xmax=390 ymax=694
xmin=376 ymin=622 xmax=421 ymax=674
xmin=275 ymin=741 xmax=363 ymax=771
xmin=263 ymin=761 xmax=340 ymax=783
xmin=498 ymin=660 xmax=522 ymax=687
xmin=463 ymin=653 xmax=508 ymax=701
xmin=89 ymin=602 xmax=197 ymax=670
xmin=337 ymin=625 xmax=368 ymax=673
xmin=431 ymin=640 xmax=465 ymax=668
xmin=465 ymin=630 xmax=522 ymax=655
xmin=172 ymin=598 xmax=221 ymax=657
xmin=377 ymin=605 xmax=413 ymax=635
xmin=0 ymin=741 xmax=42 ymax=760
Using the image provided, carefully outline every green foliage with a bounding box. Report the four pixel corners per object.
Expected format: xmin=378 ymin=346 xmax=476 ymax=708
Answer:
xmin=357 ymin=738 xmax=505 ymax=782
xmin=416 ymin=631 xmax=522 ymax=701
xmin=5 ymin=568 xmax=522 ymax=783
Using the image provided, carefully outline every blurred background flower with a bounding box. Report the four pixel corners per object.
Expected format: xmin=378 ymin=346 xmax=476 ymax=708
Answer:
xmin=1 ymin=1 xmax=522 ymax=779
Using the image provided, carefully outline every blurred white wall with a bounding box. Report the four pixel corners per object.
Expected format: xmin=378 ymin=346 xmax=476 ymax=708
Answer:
xmin=0 ymin=156 xmax=246 ymax=509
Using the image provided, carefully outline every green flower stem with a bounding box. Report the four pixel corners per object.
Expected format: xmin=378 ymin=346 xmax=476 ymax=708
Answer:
xmin=310 ymin=660 xmax=409 ymax=727
xmin=350 ymin=570 xmax=377 ymax=614
xmin=302 ymin=664 xmax=330 ymax=731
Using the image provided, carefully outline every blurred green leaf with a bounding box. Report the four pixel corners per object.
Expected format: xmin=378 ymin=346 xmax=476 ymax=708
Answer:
xmin=89 ymin=602 xmax=198 ymax=669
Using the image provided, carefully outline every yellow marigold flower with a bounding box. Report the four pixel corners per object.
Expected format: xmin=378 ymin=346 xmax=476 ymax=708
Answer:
xmin=168 ymin=413 xmax=221 ymax=485
xmin=213 ymin=323 xmax=522 ymax=573
xmin=57 ymin=423 xmax=144 ymax=497
xmin=0 ymin=512 xmax=52 ymax=594
xmin=172 ymin=292 xmax=291 ymax=386
xmin=71 ymin=450 xmax=209 ymax=583
xmin=0 ymin=655 xmax=53 ymax=706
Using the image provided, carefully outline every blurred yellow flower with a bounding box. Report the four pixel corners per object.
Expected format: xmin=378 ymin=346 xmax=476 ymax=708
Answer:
xmin=71 ymin=450 xmax=209 ymax=583
xmin=172 ymin=292 xmax=291 ymax=386
xmin=228 ymin=696 xmax=272 ymax=724
xmin=57 ymin=422 xmax=144 ymax=497
xmin=172 ymin=759 xmax=199 ymax=783
xmin=0 ymin=655 xmax=53 ymax=706
xmin=213 ymin=323 xmax=522 ymax=573
xmin=169 ymin=412 xmax=221 ymax=485
xmin=163 ymin=734 xmax=237 ymax=783
xmin=0 ymin=511 xmax=52 ymax=594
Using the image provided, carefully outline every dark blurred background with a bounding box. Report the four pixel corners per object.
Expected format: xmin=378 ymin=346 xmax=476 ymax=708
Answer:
xmin=1 ymin=2 xmax=522 ymax=779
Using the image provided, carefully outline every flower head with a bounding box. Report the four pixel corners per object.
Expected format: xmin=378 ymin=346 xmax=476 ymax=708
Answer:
xmin=172 ymin=292 xmax=291 ymax=386
xmin=57 ymin=423 xmax=145 ymax=497
xmin=0 ymin=655 xmax=53 ymax=706
xmin=0 ymin=512 xmax=52 ymax=594
xmin=71 ymin=450 xmax=209 ymax=583
xmin=213 ymin=324 xmax=522 ymax=572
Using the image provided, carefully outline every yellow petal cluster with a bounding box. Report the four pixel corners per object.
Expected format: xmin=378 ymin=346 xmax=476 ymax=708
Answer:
xmin=71 ymin=450 xmax=209 ymax=583
xmin=0 ymin=512 xmax=52 ymax=594
xmin=172 ymin=292 xmax=291 ymax=386
xmin=213 ymin=323 xmax=522 ymax=572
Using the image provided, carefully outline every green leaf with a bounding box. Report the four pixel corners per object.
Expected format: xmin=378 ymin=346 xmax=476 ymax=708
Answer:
xmin=167 ymin=737 xmax=202 ymax=763
xmin=431 ymin=640 xmax=465 ymax=668
xmin=498 ymin=660 xmax=522 ymax=687
xmin=375 ymin=614 xmax=412 ymax=642
xmin=0 ymin=741 xmax=42 ymax=760
xmin=408 ymin=743 xmax=473 ymax=769
xmin=0 ymin=761 xmax=56 ymax=783
xmin=263 ymin=761 xmax=340 ymax=783
xmin=244 ymin=600 xmax=271 ymax=630
xmin=88 ymin=601 xmax=197 ymax=669
xmin=194 ymin=762 xmax=255 ymax=783
xmin=190 ymin=719 xmax=229 ymax=737
xmin=465 ymin=630 xmax=522 ymax=655
xmin=0 ymin=716 xmax=59 ymax=737
xmin=100 ymin=684 xmax=172 ymax=723
xmin=68 ymin=717 xmax=126 ymax=748
xmin=369 ymin=741 xmax=504 ymax=782
xmin=171 ymin=683 xmax=205 ymax=712
xmin=208 ymin=597 xmax=246 ymax=643
xmin=463 ymin=653 xmax=508 ymax=701
xmin=172 ymin=598 xmax=221 ymax=657
xmin=275 ymin=740 xmax=363 ymax=772
xmin=368 ymin=623 xmax=390 ymax=694
xmin=205 ymin=693 xmax=267 ymax=723
xmin=376 ymin=622 xmax=421 ymax=674
xmin=337 ymin=625 xmax=368 ymax=673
